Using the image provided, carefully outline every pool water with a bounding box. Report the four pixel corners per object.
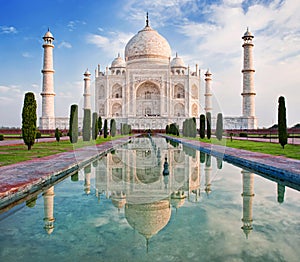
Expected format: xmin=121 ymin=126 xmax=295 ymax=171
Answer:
xmin=0 ymin=137 xmax=299 ymax=261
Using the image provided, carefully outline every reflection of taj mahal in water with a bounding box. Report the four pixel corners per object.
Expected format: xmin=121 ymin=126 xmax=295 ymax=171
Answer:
xmin=40 ymin=14 xmax=257 ymax=130
xmin=39 ymin=137 xmax=269 ymax=244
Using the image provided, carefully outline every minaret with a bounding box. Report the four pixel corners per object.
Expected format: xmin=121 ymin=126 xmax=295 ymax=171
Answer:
xmin=40 ymin=29 xmax=56 ymax=130
xmin=43 ymin=186 xmax=55 ymax=235
xmin=204 ymin=69 xmax=212 ymax=114
xmin=241 ymin=28 xmax=257 ymax=129
xmin=241 ymin=170 xmax=255 ymax=238
xmin=83 ymin=69 xmax=91 ymax=110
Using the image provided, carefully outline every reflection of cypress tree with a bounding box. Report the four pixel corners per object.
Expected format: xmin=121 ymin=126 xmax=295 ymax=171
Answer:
xmin=183 ymin=144 xmax=196 ymax=158
xmin=216 ymin=157 xmax=223 ymax=169
xmin=71 ymin=172 xmax=79 ymax=182
xmin=92 ymin=160 xmax=98 ymax=167
xmin=169 ymin=140 xmax=179 ymax=148
xmin=206 ymin=154 xmax=211 ymax=167
xmin=26 ymin=195 xmax=37 ymax=208
xmin=200 ymin=152 xmax=206 ymax=163
xmin=277 ymin=183 xmax=285 ymax=203
xmin=84 ymin=164 xmax=91 ymax=174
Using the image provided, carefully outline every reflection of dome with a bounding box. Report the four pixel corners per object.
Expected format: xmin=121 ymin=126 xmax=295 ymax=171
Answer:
xmin=170 ymin=53 xmax=186 ymax=68
xmin=125 ymin=24 xmax=171 ymax=62
xmin=111 ymin=53 xmax=126 ymax=68
xmin=125 ymin=200 xmax=171 ymax=240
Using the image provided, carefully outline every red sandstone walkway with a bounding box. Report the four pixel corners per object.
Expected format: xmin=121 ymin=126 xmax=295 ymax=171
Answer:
xmin=0 ymin=136 xmax=133 ymax=210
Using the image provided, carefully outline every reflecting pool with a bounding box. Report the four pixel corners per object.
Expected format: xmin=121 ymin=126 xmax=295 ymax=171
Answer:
xmin=0 ymin=136 xmax=299 ymax=261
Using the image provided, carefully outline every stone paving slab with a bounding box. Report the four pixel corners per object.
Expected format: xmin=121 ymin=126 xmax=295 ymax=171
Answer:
xmin=162 ymin=135 xmax=300 ymax=186
xmin=0 ymin=136 xmax=133 ymax=210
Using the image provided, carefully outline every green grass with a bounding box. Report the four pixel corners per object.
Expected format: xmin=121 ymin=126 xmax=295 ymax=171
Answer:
xmin=0 ymin=135 xmax=124 ymax=167
xmin=167 ymin=135 xmax=300 ymax=160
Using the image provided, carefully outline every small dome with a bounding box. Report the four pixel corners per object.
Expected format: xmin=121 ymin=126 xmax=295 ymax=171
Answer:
xmin=111 ymin=53 xmax=126 ymax=68
xmin=84 ymin=69 xmax=91 ymax=76
xmin=125 ymin=25 xmax=171 ymax=62
xmin=205 ymin=69 xmax=212 ymax=76
xmin=242 ymin=28 xmax=254 ymax=39
xmin=43 ymin=29 xmax=54 ymax=40
xmin=170 ymin=53 xmax=186 ymax=68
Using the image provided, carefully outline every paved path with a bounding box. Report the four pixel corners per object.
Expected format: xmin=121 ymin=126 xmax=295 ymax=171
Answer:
xmin=0 ymin=136 xmax=70 ymax=146
xmin=0 ymin=136 xmax=133 ymax=210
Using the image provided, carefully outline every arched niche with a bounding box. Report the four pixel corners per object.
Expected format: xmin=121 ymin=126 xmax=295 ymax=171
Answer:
xmin=136 ymin=81 xmax=160 ymax=116
xmin=112 ymin=103 xmax=122 ymax=117
xmin=112 ymin=84 xmax=122 ymax=98
xmin=174 ymin=84 xmax=185 ymax=99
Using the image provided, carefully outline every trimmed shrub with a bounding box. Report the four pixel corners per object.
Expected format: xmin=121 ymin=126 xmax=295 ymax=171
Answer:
xmin=103 ymin=119 xmax=108 ymax=138
xmin=55 ymin=128 xmax=61 ymax=142
xmin=98 ymin=116 xmax=102 ymax=135
xmin=215 ymin=113 xmax=223 ymax=141
xmin=22 ymin=92 xmax=37 ymax=150
xmin=92 ymin=112 xmax=98 ymax=140
xmin=35 ymin=131 xmax=42 ymax=139
xmin=278 ymin=96 xmax=287 ymax=149
xmin=0 ymin=134 xmax=4 ymax=141
xmin=206 ymin=112 xmax=211 ymax=139
xmin=200 ymin=114 xmax=205 ymax=139
xmin=110 ymin=119 xmax=116 ymax=137
xmin=69 ymin=104 xmax=78 ymax=143
xmin=239 ymin=132 xmax=248 ymax=137
xmin=83 ymin=109 xmax=91 ymax=141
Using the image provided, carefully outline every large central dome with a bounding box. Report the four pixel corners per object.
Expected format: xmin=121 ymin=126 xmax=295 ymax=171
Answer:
xmin=125 ymin=24 xmax=171 ymax=62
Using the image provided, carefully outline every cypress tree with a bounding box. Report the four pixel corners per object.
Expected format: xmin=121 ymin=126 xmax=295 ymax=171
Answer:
xmin=200 ymin=114 xmax=205 ymax=139
xmin=92 ymin=112 xmax=98 ymax=140
xmin=278 ymin=96 xmax=288 ymax=149
xmin=83 ymin=109 xmax=91 ymax=141
xmin=22 ymin=92 xmax=37 ymax=150
xmin=110 ymin=119 xmax=116 ymax=137
xmin=103 ymin=119 xmax=108 ymax=138
xmin=166 ymin=125 xmax=170 ymax=134
xmin=206 ymin=112 xmax=211 ymax=139
xmin=98 ymin=116 xmax=102 ymax=136
xmin=55 ymin=128 xmax=61 ymax=142
xmin=69 ymin=104 xmax=78 ymax=143
xmin=216 ymin=113 xmax=223 ymax=141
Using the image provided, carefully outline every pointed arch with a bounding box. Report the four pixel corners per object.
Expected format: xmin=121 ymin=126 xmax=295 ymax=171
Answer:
xmin=112 ymin=103 xmax=122 ymax=117
xmin=174 ymin=84 xmax=185 ymax=99
xmin=112 ymin=83 xmax=122 ymax=98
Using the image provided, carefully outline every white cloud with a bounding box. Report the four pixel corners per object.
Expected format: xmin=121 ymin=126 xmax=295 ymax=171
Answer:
xmin=67 ymin=20 xmax=86 ymax=31
xmin=58 ymin=41 xmax=72 ymax=49
xmin=86 ymin=31 xmax=134 ymax=58
xmin=0 ymin=25 xmax=17 ymax=34
xmin=22 ymin=52 xmax=32 ymax=58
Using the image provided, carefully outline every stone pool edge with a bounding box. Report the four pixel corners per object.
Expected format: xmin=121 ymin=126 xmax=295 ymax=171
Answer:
xmin=161 ymin=134 xmax=300 ymax=187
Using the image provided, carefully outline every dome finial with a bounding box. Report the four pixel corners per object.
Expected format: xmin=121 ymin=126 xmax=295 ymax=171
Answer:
xmin=146 ymin=12 xmax=149 ymax=27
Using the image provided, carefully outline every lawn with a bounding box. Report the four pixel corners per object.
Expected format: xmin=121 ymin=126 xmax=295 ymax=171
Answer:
xmin=0 ymin=136 xmax=123 ymax=167
xmin=169 ymin=135 xmax=300 ymax=160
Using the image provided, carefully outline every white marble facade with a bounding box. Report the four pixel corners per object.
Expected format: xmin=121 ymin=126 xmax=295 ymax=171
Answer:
xmin=94 ymin=20 xmax=202 ymax=130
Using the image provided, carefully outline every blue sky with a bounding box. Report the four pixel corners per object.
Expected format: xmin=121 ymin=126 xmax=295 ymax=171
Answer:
xmin=0 ymin=0 xmax=299 ymax=128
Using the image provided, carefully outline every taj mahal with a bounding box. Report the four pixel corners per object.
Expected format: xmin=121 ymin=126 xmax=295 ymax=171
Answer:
xmin=39 ymin=15 xmax=257 ymax=131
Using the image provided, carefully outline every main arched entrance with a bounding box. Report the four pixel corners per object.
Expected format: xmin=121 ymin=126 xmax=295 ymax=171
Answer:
xmin=136 ymin=81 xmax=160 ymax=117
